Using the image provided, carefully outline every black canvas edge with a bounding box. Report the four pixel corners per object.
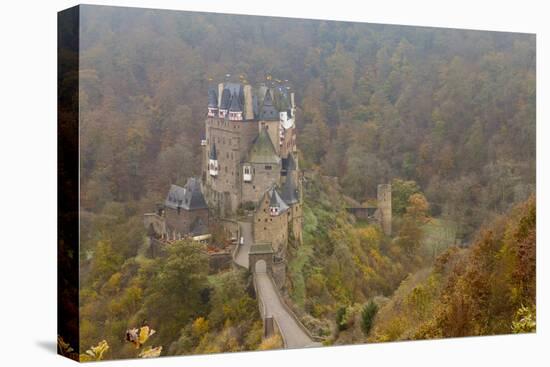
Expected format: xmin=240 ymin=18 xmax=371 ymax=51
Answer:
xmin=57 ymin=5 xmax=80 ymax=362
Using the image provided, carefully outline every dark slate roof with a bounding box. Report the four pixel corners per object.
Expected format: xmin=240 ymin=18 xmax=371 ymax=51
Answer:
xmin=208 ymin=88 xmax=218 ymax=108
xmin=190 ymin=216 xmax=208 ymax=236
xmin=268 ymin=187 xmax=289 ymax=213
xmin=260 ymin=89 xmax=279 ymax=121
xmin=281 ymin=176 xmax=299 ymax=205
xmin=229 ymin=92 xmax=242 ymax=112
xmin=247 ymin=127 xmax=280 ymax=164
xmin=209 ymin=142 xmax=218 ymax=160
xmin=282 ymin=154 xmax=297 ymax=172
xmin=165 ymin=178 xmax=208 ymax=211
xmin=219 ymin=88 xmax=231 ymax=110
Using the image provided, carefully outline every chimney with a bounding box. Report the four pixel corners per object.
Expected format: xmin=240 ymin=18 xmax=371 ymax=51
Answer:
xmin=218 ymin=83 xmax=224 ymax=107
xmin=244 ymin=84 xmax=254 ymax=120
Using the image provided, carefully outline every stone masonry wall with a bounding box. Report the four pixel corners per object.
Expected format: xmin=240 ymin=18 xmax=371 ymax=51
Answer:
xmin=253 ymin=194 xmax=288 ymax=254
xmin=241 ymin=162 xmax=281 ymax=205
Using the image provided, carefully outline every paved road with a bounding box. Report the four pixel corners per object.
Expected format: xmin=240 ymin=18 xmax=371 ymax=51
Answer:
xmin=255 ymin=271 xmax=319 ymax=348
xmin=233 ymin=220 xmax=319 ymax=349
xmin=234 ymin=221 xmax=253 ymax=269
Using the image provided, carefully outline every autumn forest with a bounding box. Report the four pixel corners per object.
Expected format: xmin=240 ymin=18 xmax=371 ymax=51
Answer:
xmin=59 ymin=5 xmax=535 ymax=361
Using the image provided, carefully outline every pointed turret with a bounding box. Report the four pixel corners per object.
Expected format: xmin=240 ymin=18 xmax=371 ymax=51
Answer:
xmin=207 ymin=88 xmax=218 ymax=117
xmin=218 ymin=87 xmax=231 ymax=118
xmin=281 ymin=174 xmax=299 ymax=205
xmin=228 ymin=92 xmax=243 ymax=121
xmin=260 ymin=89 xmax=278 ymax=121
xmin=268 ymin=187 xmax=289 ymax=216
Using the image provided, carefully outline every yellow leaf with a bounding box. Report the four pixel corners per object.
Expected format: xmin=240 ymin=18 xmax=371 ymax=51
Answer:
xmin=139 ymin=346 xmax=162 ymax=358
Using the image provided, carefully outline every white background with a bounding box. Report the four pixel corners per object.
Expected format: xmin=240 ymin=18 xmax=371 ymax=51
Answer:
xmin=0 ymin=0 xmax=547 ymax=365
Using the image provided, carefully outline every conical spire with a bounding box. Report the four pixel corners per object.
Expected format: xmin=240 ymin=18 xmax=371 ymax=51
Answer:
xmin=281 ymin=175 xmax=299 ymax=205
xmin=270 ymin=188 xmax=279 ymax=207
xmin=260 ymin=89 xmax=278 ymax=120
xmin=208 ymin=88 xmax=218 ymax=108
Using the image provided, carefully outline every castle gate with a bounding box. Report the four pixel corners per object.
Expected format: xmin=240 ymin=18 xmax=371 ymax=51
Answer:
xmin=248 ymin=243 xmax=274 ymax=275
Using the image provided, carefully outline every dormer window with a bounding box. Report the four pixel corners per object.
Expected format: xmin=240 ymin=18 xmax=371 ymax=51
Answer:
xmin=228 ymin=110 xmax=243 ymax=121
xmin=269 ymin=206 xmax=279 ymax=216
xmin=209 ymin=160 xmax=218 ymax=176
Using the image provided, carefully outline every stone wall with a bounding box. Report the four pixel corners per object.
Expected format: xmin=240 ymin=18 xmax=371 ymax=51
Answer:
xmin=253 ymin=194 xmax=288 ymax=254
xmin=377 ymin=184 xmax=392 ymax=236
xmin=241 ymin=162 xmax=281 ymax=204
xmin=289 ymin=204 xmax=303 ymax=244
xmin=204 ymin=117 xmax=258 ymax=215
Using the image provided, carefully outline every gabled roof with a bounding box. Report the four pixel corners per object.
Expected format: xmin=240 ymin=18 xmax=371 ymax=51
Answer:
xmin=260 ymin=89 xmax=279 ymax=121
xmin=208 ymin=88 xmax=218 ymax=108
xmin=209 ymin=142 xmax=218 ymax=160
xmin=281 ymin=176 xmax=299 ymax=205
xmin=165 ymin=178 xmax=208 ymax=211
xmin=247 ymin=127 xmax=280 ymax=164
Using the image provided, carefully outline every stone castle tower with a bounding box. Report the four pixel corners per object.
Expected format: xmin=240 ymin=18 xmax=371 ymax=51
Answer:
xmin=376 ymin=184 xmax=392 ymax=236
xmin=202 ymin=80 xmax=303 ymax=249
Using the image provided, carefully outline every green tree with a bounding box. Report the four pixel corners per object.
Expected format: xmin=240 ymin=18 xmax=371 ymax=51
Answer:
xmin=392 ymin=179 xmax=421 ymax=215
xmin=145 ymin=240 xmax=209 ymax=347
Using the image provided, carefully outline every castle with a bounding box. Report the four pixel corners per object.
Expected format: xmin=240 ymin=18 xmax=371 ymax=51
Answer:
xmin=202 ymin=81 xmax=303 ymax=256
xmin=144 ymin=80 xmax=303 ymax=263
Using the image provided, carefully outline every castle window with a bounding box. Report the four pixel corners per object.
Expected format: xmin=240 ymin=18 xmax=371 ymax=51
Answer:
xmin=265 ymin=165 xmax=272 ymax=170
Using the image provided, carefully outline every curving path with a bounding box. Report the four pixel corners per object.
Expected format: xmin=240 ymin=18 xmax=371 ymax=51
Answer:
xmin=234 ymin=221 xmax=252 ymax=268
xmin=255 ymin=271 xmax=318 ymax=348
xmin=234 ymin=221 xmax=319 ymax=349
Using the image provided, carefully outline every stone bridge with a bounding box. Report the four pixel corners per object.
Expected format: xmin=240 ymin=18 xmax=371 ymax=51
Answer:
xmin=234 ymin=221 xmax=320 ymax=349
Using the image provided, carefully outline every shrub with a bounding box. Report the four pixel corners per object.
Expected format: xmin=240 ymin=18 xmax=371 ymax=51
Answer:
xmin=336 ymin=306 xmax=348 ymax=331
xmin=361 ymin=301 xmax=379 ymax=336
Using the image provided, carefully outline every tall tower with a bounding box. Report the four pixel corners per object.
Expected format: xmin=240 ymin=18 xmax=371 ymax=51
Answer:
xmin=377 ymin=184 xmax=392 ymax=236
